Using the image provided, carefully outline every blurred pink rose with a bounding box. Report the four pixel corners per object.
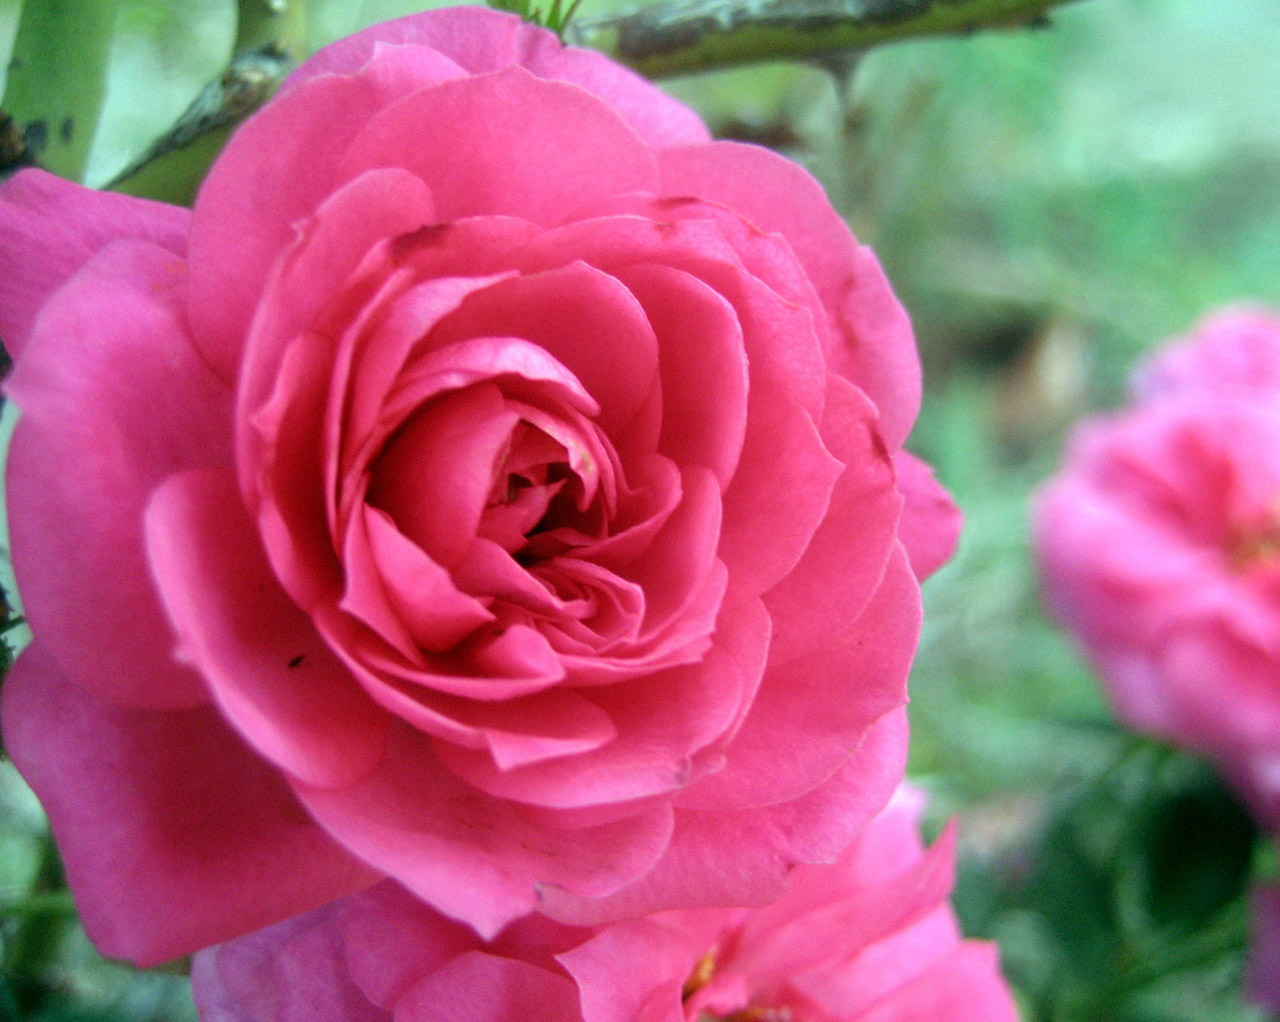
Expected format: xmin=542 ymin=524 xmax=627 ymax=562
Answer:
xmin=1134 ymin=307 xmax=1280 ymax=403
xmin=1036 ymin=309 xmax=1280 ymax=824
xmin=192 ymin=787 xmax=1018 ymax=1022
xmin=0 ymin=8 xmax=957 ymax=964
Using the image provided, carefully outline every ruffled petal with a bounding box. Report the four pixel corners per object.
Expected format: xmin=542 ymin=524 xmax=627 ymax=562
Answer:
xmin=5 ymin=239 xmax=230 ymax=709
xmin=337 ymin=67 xmax=657 ymax=227
xmin=538 ymin=707 xmax=907 ymax=926
xmin=287 ymin=6 xmax=709 ymax=147
xmin=296 ymin=727 xmax=674 ymax=938
xmin=893 ymin=450 xmax=962 ymax=581
xmin=678 ymin=546 xmax=917 ymax=812
xmin=146 ymin=468 xmax=389 ymax=789
xmin=0 ymin=169 xmax=188 ymax=359
xmin=1 ymin=644 xmax=378 ymax=966
xmin=395 ymin=951 xmax=580 ymax=1022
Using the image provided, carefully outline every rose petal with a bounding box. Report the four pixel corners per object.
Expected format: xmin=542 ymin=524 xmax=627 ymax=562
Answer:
xmin=338 ymin=882 xmax=479 ymax=1009
xmin=190 ymin=59 xmax=458 ymax=377
xmin=146 ymin=468 xmax=389 ymax=789
xmin=852 ymin=943 xmax=1018 ymax=1022
xmin=426 ymin=261 xmax=660 ymax=440
xmin=356 ymin=505 xmax=495 ymax=653
xmin=434 ymin=630 xmax=750 ymax=808
xmin=893 ymin=450 xmax=962 ymax=581
xmin=720 ymin=391 xmax=844 ymax=601
xmin=763 ymin=376 xmax=902 ymax=663
xmin=559 ymin=916 xmax=712 ymax=1022
xmin=613 ymin=263 xmax=748 ymax=486
xmin=5 ymin=239 xmax=230 ymax=709
xmin=296 ymin=726 xmax=674 ymax=938
xmin=659 ymin=143 xmax=921 ymax=447
xmin=236 ymin=167 xmax=437 ymax=498
xmin=538 ymin=707 xmax=908 ymax=926
xmin=395 ymin=951 xmax=580 ymax=1022
xmin=1 ymin=644 xmax=378 ymax=966
xmin=368 ymin=383 xmax=520 ymax=566
xmin=338 ymin=67 xmax=657 ymax=228
xmin=0 ymin=169 xmax=189 ymax=359
xmin=288 ymin=7 xmax=709 ymax=147
xmin=678 ymin=546 xmax=917 ymax=812
xmin=192 ymin=905 xmax=390 ymax=1022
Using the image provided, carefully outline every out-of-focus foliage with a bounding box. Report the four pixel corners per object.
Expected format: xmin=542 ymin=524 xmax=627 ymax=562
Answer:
xmin=4 ymin=0 xmax=1280 ymax=1019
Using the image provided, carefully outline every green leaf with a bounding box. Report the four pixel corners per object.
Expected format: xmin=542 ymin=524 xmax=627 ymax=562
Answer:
xmin=83 ymin=0 xmax=236 ymax=187
xmin=1137 ymin=767 xmax=1257 ymax=933
xmin=1 ymin=0 xmax=122 ymax=181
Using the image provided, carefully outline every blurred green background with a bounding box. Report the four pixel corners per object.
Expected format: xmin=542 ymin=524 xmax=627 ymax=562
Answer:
xmin=3 ymin=0 xmax=1280 ymax=1019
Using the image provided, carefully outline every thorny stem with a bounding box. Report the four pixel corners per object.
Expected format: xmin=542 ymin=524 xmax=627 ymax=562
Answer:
xmin=566 ymin=0 xmax=1087 ymax=77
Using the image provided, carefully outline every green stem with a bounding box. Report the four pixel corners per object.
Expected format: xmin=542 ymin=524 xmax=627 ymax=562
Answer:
xmin=567 ymin=0 xmax=1087 ymax=78
xmin=2 ymin=835 xmax=69 ymax=979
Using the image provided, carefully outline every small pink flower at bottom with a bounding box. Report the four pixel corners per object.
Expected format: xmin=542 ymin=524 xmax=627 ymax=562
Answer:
xmin=192 ymin=787 xmax=1017 ymax=1022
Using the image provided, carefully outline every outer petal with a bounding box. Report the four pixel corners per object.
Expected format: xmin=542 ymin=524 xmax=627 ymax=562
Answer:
xmin=1 ymin=644 xmax=379 ymax=966
xmin=538 ymin=708 xmax=908 ymax=926
xmin=338 ymin=883 xmax=480 ymax=1009
xmin=659 ymin=143 xmax=921 ymax=447
xmin=762 ymin=376 xmax=901 ymax=663
xmin=0 ymin=169 xmax=189 ymax=359
xmin=287 ymin=7 xmax=710 ymax=148
xmin=192 ymin=905 xmax=391 ymax=1022
xmin=678 ymin=547 xmax=917 ymax=812
xmin=558 ymin=916 xmax=712 ymax=1022
xmin=189 ymin=50 xmax=459 ymax=377
xmin=395 ymin=951 xmax=580 ymax=1022
xmin=146 ymin=468 xmax=389 ymax=789
xmin=296 ymin=726 xmax=675 ymax=939
xmin=337 ymin=68 xmax=658 ymax=228
xmin=893 ymin=450 xmax=962 ymax=581
xmin=854 ymin=943 xmax=1019 ymax=1022
xmin=5 ymin=239 xmax=230 ymax=709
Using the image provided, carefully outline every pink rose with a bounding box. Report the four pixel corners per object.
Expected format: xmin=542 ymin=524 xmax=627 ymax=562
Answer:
xmin=1133 ymin=307 xmax=1280 ymax=403
xmin=0 ymin=7 xmax=958 ymax=964
xmin=191 ymin=786 xmax=1018 ymax=1022
xmin=1035 ymin=309 xmax=1280 ymax=824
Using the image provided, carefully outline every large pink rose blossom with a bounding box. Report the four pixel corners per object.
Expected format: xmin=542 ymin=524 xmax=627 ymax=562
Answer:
xmin=1036 ymin=308 xmax=1280 ymax=825
xmin=0 ymin=8 xmax=957 ymax=964
xmin=192 ymin=786 xmax=1018 ymax=1022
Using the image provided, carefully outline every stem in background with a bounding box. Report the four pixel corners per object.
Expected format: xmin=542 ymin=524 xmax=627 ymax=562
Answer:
xmin=234 ymin=0 xmax=309 ymax=55
xmin=107 ymin=46 xmax=292 ymax=202
xmin=567 ymin=0 xmax=1085 ymax=78
xmin=107 ymin=0 xmax=306 ymax=200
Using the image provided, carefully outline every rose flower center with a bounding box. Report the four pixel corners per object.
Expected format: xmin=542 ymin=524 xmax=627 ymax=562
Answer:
xmin=682 ymin=948 xmax=796 ymax=1022
xmin=1228 ymin=502 xmax=1280 ymax=573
